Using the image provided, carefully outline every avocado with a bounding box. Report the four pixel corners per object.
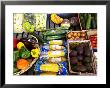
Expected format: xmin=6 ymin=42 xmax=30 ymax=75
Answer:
xmin=77 ymin=55 xmax=83 ymax=61
xmin=83 ymin=57 xmax=92 ymax=63
xmin=70 ymin=57 xmax=78 ymax=65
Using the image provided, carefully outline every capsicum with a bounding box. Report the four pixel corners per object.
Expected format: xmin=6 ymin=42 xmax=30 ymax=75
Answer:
xmin=31 ymin=48 xmax=40 ymax=58
xmin=17 ymin=42 xmax=25 ymax=50
xmin=19 ymin=47 xmax=31 ymax=58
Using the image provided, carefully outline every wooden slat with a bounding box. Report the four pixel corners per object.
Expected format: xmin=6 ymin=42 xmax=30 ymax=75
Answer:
xmin=46 ymin=14 xmax=50 ymax=29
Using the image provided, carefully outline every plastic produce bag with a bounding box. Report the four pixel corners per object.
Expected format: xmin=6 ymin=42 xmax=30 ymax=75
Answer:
xmin=14 ymin=13 xmax=24 ymax=33
xmin=34 ymin=13 xmax=47 ymax=31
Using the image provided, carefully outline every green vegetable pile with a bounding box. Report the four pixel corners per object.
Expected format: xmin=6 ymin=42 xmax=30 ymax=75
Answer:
xmin=79 ymin=13 xmax=97 ymax=30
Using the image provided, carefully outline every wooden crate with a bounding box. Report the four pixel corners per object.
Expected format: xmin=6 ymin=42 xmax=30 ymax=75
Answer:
xmin=67 ymin=40 xmax=97 ymax=75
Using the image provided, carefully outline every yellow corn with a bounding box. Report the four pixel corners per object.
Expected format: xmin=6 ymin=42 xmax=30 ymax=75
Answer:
xmin=48 ymin=51 xmax=65 ymax=57
xmin=49 ymin=40 xmax=63 ymax=45
xmin=40 ymin=72 xmax=56 ymax=76
xmin=40 ymin=63 xmax=59 ymax=72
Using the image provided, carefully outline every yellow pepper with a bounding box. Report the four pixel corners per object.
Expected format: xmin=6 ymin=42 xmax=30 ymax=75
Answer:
xmin=17 ymin=42 xmax=24 ymax=50
xmin=31 ymin=48 xmax=40 ymax=58
xmin=51 ymin=14 xmax=63 ymax=24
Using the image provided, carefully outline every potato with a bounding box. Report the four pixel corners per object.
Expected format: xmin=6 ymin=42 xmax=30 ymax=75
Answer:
xmin=68 ymin=33 xmax=72 ymax=38
xmin=73 ymin=32 xmax=77 ymax=37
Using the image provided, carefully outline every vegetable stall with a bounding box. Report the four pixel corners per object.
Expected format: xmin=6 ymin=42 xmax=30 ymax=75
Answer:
xmin=13 ymin=13 xmax=97 ymax=75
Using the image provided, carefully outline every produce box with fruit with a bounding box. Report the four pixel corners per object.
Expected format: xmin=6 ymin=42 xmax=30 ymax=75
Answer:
xmin=67 ymin=40 xmax=97 ymax=75
xmin=67 ymin=30 xmax=88 ymax=40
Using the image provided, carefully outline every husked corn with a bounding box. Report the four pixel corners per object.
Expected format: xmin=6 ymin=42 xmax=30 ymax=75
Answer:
xmin=48 ymin=51 xmax=65 ymax=58
xmin=40 ymin=63 xmax=59 ymax=72
xmin=40 ymin=72 xmax=56 ymax=76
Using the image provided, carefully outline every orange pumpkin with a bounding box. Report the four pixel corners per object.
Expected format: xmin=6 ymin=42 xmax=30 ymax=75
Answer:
xmin=17 ymin=59 xmax=29 ymax=70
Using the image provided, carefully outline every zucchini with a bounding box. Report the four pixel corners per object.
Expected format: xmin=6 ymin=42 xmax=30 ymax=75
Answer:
xmin=91 ymin=17 xmax=97 ymax=29
xmin=84 ymin=13 xmax=88 ymax=22
xmin=79 ymin=14 xmax=86 ymax=30
xmin=43 ymin=29 xmax=68 ymax=36
xmin=86 ymin=14 xmax=92 ymax=30
xmin=46 ymin=35 xmax=65 ymax=40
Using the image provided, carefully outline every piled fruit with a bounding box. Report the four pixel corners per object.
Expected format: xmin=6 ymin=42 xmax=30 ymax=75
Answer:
xmin=67 ymin=30 xmax=87 ymax=40
xmin=68 ymin=40 xmax=94 ymax=73
xmin=89 ymin=35 xmax=97 ymax=49
xmin=13 ymin=36 xmax=40 ymax=74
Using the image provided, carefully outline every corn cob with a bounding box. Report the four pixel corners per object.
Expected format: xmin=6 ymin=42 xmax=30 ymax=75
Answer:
xmin=40 ymin=63 xmax=59 ymax=72
xmin=49 ymin=40 xmax=63 ymax=45
xmin=48 ymin=51 xmax=65 ymax=58
xmin=40 ymin=72 xmax=56 ymax=76
xmin=48 ymin=57 xmax=66 ymax=63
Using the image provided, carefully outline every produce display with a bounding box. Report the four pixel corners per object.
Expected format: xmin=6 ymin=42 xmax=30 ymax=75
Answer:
xmin=67 ymin=30 xmax=87 ymax=40
xmin=89 ymin=35 xmax=97 ymax=49
xmin=68 ymin=40 xmax=95 ymax=74
xmin=23 ymin=13 xmax=35 ymax=33
xmin=14 ymin=13 xmax=24 ymax=33
xmin=79 ymin=13 xmax=97 ymax=30
xmin=13 ymin=35 xmax=40 ymax=75
xmin=61 ymin=19 xmax=71 ymax=29
xmin=51 ymin=13 xmax=63 ymax=24
xmin=13 ymin=13 xmax=97 ymax=76
xmin=35 ymin=13 xmax=47 ymax=31
xmin=70 ymin=17 xmax=79 ymax=26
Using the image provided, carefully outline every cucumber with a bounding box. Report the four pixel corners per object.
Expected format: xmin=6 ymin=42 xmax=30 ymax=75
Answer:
xmin=84 ymin=13 xmax=88 ymax=22
xmin=46 ymin=35 xmax=65 ymax=40
xmin=43 ymin=29 xmax=68 ymax=36
xmin=79 ymin=14 xmax=86 ymax=30
xmin=91 ymin=17 xmax=97 ymax=29
xmin=86 ymin=14 xmax=92 ymax=30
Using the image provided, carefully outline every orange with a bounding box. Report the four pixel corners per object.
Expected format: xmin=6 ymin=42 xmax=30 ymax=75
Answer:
xmin=17 ymin=59 xmax=29 ymax=70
